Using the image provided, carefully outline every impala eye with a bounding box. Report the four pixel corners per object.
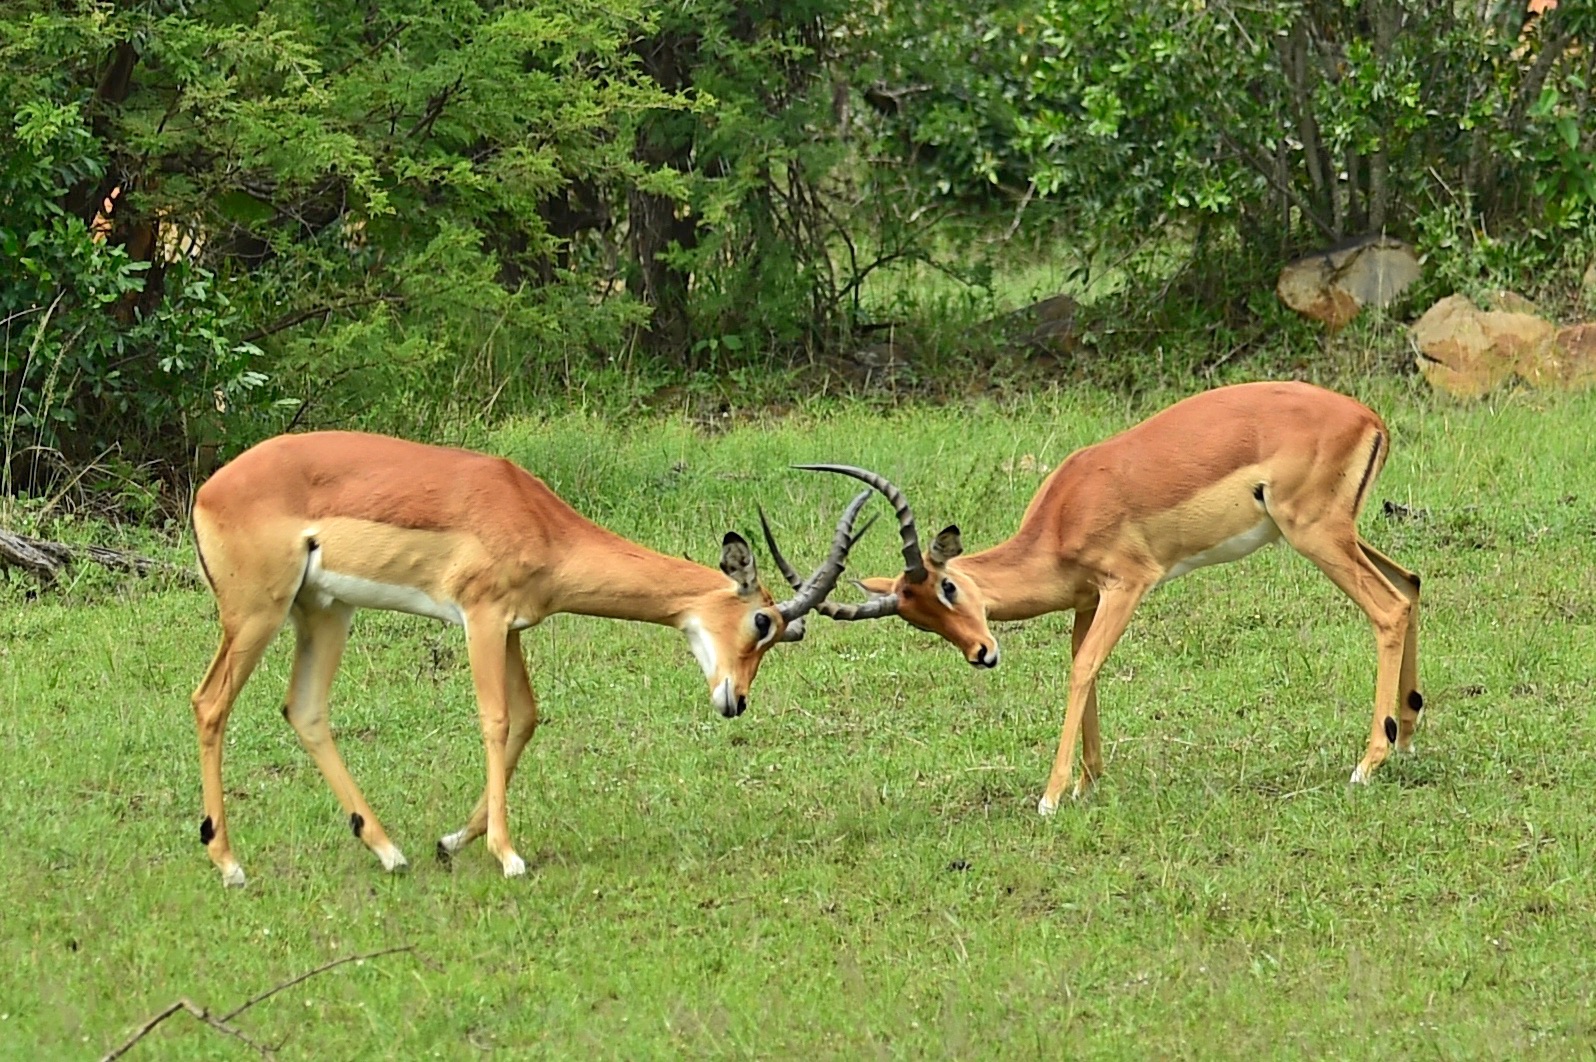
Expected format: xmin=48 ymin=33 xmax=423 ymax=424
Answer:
xmin=940 ymin=579 xmax=958 ymax=604
xmin=754 ymin=612 xmax=773 ymax=641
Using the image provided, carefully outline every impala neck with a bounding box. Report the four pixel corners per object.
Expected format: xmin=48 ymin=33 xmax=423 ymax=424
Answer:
xmin=958 ymin=529 xmax=1068 ymax=622
xmin=545 ymin=526 xmax=733 ymax=627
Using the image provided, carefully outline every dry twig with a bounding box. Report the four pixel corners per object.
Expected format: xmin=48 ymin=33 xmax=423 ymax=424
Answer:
xmin=100 ymin=944 xmax=415 ymax=1060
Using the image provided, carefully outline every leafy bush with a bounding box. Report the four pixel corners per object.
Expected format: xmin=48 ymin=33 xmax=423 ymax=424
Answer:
xmin=2 ymin=101 xmax=267 ymax=490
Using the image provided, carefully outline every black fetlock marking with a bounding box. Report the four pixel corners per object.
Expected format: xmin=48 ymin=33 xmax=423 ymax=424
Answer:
xmin=1384 ymin=716 xmax=1398 ymax=743
xmin=1408 ymin=690 xmax=1424 ymax=713
xmin=350 ymin=812 xmax=365 ymax=838
xmin=200 ymin=816 xmax=216 ymax=846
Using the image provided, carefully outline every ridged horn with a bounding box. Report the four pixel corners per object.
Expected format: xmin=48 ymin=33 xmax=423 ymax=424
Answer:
xmin=793 ymin=464 xmax=925 ymax=580
xmin=775 ymin=490 xmax=874 ymax=622
xmin=815 ymin=591 xmax=899 ymax=621
xmin=758 ymin=505 xmax=878 ymax=594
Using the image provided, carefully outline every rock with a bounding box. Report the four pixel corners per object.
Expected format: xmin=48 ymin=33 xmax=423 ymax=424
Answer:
xmin=1481 ymin=289 xmax=1539 ymax=315
xmin=1411 ymin=296 xmax=1509 ymax=398
xmin=1555 ymin=324 xmax=1596 ymax=390
xmin=1411 ymin=294 xmax=1577 ymax=398
xmin=1000 ymin=293 xmax=1079 ymax=356
xmin=1277 ymin=236 xmax=1421 ymax=329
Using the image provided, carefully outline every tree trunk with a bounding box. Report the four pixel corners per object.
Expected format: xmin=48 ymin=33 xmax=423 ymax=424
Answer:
xmin=61 ymin=41 xmax=139 ymax=225
xmin=628 ymin=31 xmax=701 ymax=365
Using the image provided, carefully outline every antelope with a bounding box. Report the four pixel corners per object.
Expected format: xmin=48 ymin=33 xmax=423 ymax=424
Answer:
xmin=768 ymin=381 xmax=1423 ymax=813
xmin=189 ymin=430 xmax=873 ymax=886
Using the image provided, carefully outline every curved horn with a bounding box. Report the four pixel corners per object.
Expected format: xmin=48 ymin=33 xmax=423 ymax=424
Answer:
xmin=816 ymin=593 xmax=899 ymax=621
xmin=758 ymin=505 xmax=879 ymax=594
xmin=776 ymin=490 xmax=873 ymax=621
xmin=794 ymin=464 xmax=925 ymax=579
xmin=756 ymin=506 xmax=807 ymax=593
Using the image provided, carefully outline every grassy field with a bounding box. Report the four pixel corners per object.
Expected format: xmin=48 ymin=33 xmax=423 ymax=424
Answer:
xmin=4 ymin=378 xmax=1596 ymax=1058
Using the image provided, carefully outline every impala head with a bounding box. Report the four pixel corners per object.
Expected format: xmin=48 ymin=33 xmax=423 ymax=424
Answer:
xmin=768 ymin=465 xmax=999 ymax=669
xmin=688 ymin=490 xmax=875 ymax=717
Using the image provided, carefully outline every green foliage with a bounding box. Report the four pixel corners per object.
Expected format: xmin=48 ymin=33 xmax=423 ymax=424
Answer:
xmin=1 ymin=98 xmax=265 ymax=484
xmin=838 ymin=2 xmax=1596 ymax=382
xmin=4 ymin=0 xmax=1596 ymax=486
xmin=2 ymin=0 xmax=682 ymax=474
xmin=859 ymin=2 xmax=1596 ymax=241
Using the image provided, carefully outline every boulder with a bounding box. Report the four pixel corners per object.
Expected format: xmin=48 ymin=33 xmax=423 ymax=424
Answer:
xmin=1481 ymin=289 xmax=1539 ymax=315
xmin=1411 ymin=294 xmax=1589 ymax=397
xmin=1000 ymin=293 xmax=1079 ymax=356
xmin=1277 ymin=236 xmax=1422 ymax=329
xmin=1555 ymin=324 xmax=1596 ymax=390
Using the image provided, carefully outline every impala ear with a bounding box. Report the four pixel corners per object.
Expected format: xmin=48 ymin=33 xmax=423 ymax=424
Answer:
xmin=719 ymin=532 xmax=760 ymax=597
xmin=928 ymin=525 xmax=963 ymax=566
xmin=856 ymin=576 xmax=896 ymax=596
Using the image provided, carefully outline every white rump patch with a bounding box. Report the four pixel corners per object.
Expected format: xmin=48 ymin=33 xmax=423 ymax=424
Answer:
xmin=1158 ymin=517 xmax=1282 ymax=585
xmin=299 ymin=547 xmax=464 ymax=625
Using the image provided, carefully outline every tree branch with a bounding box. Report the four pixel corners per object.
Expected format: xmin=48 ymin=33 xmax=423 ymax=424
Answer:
xmin=408 ymin=75 xmax=466 ymax=142
xmin=1218 ymin=131 xmax=1336 ymax=239
xmin=240 ymin=295 xmax=400 ymax=343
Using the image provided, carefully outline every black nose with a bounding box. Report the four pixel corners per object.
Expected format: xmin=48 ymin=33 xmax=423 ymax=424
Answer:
xmin=734 ymin=694 xmax=748 ymax=717
xmin=972 ymin=644 xmax=997 ymax=669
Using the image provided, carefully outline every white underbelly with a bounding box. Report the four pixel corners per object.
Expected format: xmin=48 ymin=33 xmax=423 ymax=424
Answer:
xmin=298 ymin=548 xmax=466 ymax=625
xmin=1158 ymin=517 xmax=1282 ymax=586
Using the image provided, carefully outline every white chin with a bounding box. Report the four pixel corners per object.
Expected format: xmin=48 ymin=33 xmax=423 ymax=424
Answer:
xmin=711 ymin=677 xmax=735 ymax=714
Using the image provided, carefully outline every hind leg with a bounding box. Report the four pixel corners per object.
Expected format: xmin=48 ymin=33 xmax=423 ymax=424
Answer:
xmin=438 ymin=631 xmax=539 ymax=862
xmin=283 ymin=603 xmax=408 ymax=872
xmin=1274 ymin=517 xmax=1410 ymax=784
xmin=1359 ymin=539 xmax=1423 ymax=750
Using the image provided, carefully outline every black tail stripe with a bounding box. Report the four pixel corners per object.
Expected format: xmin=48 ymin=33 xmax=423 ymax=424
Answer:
xmin=193 ymin=511 xmax=217 ymax=591
xmin=1351 ymin=433 xmax=1383 ymax=516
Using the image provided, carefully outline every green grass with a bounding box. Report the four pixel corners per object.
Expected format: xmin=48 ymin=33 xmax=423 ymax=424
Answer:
xmin=5 ymin=379 xmax=1596 ymax=1058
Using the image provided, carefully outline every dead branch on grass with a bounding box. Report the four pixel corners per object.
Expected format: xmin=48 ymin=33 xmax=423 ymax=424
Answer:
xmin=100 ymin=944 xmax=415 ymax=1060
xmin=0 ymin=528 xmax=199 ymax=586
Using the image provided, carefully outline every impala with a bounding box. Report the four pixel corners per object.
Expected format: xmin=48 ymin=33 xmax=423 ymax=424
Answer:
xmin=189 ymin=430 xmax=873 ymax=886
xmin=772 ymin=381 xmax=1423 ymax=813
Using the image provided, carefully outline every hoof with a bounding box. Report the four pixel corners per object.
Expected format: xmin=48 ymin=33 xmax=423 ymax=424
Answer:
xmin=1348 ymin=763 xmax=1372 ymax=785
xmin=501 ymin=853 xmax=527 ymax=878
xmin=377 ymin=845 xmax=410 ymax=873
xmin=1037 ymin=795 xmax=1058 ymax=817
xmin=220 ymin=864 xmax=247 ymax=889
xmin=437 ymin=829 xmax=471 ymax=859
